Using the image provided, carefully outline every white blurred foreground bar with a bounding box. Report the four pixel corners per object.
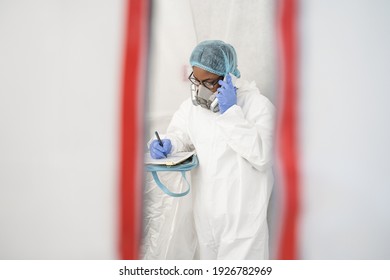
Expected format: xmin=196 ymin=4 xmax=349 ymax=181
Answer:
xmin=1 ymin=260 xmax=390 ymax=280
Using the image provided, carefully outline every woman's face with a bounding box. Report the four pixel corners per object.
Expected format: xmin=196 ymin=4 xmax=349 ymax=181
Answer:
xmin=192 ymin=66 xmax=223 ymax=93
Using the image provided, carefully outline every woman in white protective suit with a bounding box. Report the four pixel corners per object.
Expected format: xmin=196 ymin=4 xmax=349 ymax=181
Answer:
xmin=149 ymin=40 xmax=275 ymax=259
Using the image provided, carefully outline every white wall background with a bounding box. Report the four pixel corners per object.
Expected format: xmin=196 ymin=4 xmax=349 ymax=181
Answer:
xmin=299 ymin=0 xmax=390 ymax=259
xmin=0 ymin=0 xmax=125 ymax=259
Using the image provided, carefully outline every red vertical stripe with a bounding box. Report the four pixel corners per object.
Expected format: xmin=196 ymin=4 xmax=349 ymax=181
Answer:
xmin=276 ymin=0 xmax=300 ymax=259
xmin=119 ymin=0 xmax=150 ymax=259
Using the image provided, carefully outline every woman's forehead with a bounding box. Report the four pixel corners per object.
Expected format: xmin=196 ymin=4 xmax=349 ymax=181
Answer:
xmin=193 ymin=66 xmax=220 ymax=80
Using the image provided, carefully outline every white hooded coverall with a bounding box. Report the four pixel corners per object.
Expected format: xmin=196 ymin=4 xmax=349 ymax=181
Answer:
xmin=166 ymin=79 xmax=275 ymax=259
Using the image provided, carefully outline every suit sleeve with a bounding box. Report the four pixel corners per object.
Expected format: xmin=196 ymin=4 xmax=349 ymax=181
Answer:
xmin=215 ymin=93 xmax=275 ymax=172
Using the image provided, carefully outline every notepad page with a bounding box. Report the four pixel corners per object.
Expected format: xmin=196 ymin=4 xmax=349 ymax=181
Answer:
xmin=144 ymin=151 xmax=196 ymax=166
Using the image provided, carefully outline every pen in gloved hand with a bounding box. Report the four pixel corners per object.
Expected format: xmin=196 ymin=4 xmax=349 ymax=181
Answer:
xmin=154 ymin=131 xmax=167 ymax=158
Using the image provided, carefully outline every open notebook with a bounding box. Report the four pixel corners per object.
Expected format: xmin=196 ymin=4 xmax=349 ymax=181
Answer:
xmin=144 ymin=151 xmax=196 ymax=166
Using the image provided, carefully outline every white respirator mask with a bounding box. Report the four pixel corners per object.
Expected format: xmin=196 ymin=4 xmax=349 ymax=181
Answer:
xmin=190 ymin=73 xmax=236 ymax=113
xmin=190 ymin=84 xmax=220 ymax=113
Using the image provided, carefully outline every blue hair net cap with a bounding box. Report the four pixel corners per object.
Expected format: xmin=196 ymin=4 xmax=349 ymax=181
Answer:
xmin=189 ymin=40 xmax=241 ymax=78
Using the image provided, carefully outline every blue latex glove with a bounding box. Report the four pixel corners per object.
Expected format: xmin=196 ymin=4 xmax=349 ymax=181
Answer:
xmin=216 ymin=74 xmax=237 ymax=114
xmin=150 ymin=139 xmax=172 ymax=159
